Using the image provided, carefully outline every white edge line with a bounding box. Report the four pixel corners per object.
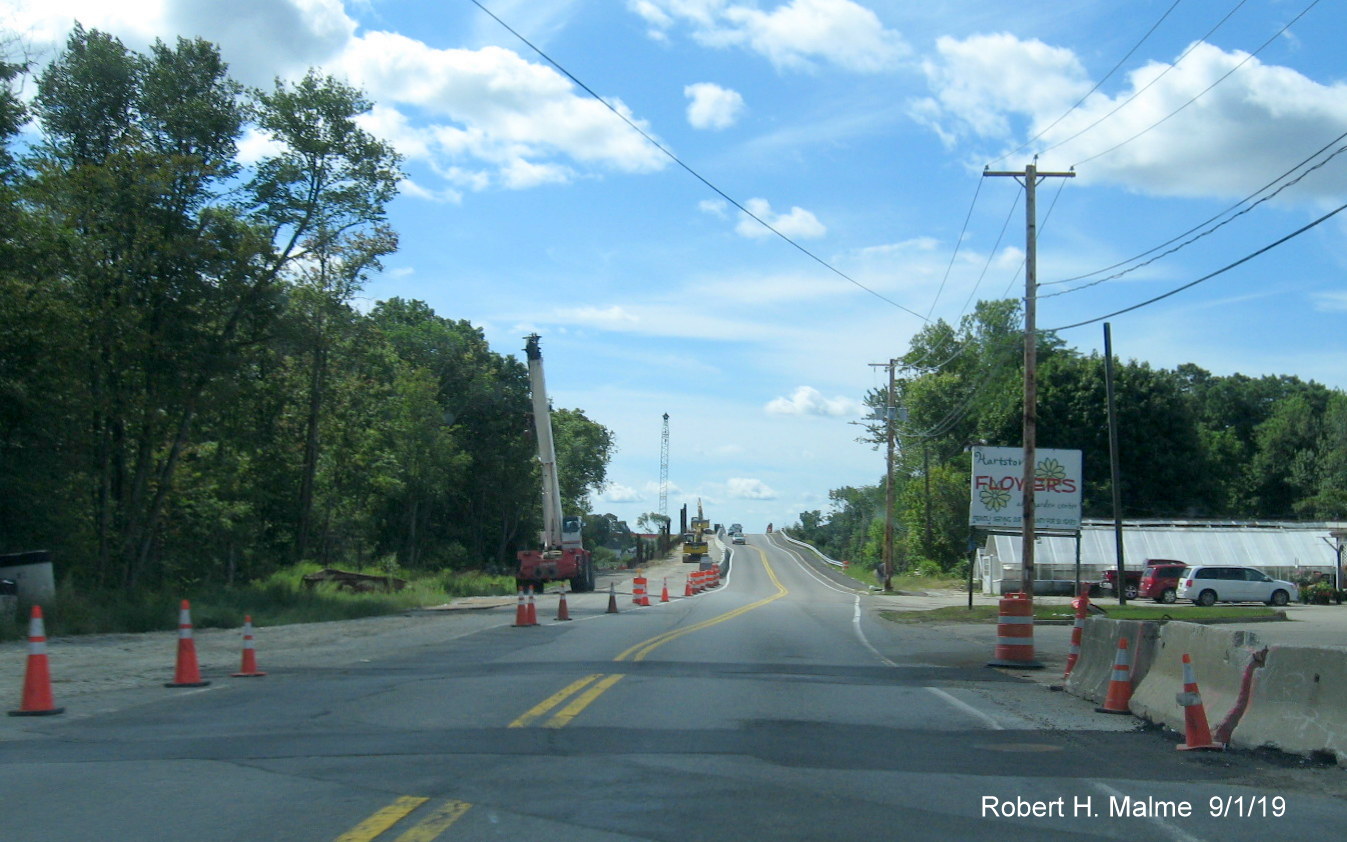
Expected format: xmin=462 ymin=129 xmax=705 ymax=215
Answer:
xmin=925 ymin=686 xmax=1005 ymax=731
xmin=853 ymin=595 xmax=896 ymax=667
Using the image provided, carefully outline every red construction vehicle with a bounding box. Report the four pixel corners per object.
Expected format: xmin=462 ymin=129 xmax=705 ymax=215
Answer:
xmin=515 ymin=335 xmax=596 ymax=593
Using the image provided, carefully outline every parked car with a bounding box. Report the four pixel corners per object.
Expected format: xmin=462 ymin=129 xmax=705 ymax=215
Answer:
xmin=1139 ymin=563 xmax=1188 ymax=603
xmin=1176 ymin=565 xmax=1298 ymax=607
xmin=1099 ymin=559 xmax=1185 ymax=600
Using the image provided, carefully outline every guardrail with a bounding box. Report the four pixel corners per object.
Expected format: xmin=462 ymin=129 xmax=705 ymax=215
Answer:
xmin=776 ymin=530 xmax=845 ymax=568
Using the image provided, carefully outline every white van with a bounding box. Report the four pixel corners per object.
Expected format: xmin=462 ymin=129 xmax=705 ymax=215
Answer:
xmin=1175 ymin=565 xmax=1297 ymax=606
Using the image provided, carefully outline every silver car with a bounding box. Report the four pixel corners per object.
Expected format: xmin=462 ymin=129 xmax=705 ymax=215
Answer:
xmin=1175 ymin=565 xmax=1297 ymax=607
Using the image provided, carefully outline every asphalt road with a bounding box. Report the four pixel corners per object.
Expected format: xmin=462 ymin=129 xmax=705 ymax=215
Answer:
xmin=3 ymin=536 xmax=1345 ymax=840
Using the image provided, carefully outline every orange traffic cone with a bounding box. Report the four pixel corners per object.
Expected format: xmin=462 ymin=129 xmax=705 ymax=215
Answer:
xmin=8 ymin=605 xmax=64 ymax=717
xmin=684 ymin=576 xmax=694 ymax=597
xmin=606 ymin=583 xmax=619 ymax=614
xmin=1176 ymin=653 xmax=1223 ymax=751
xmin=1063 ymin=588 xmax=1089 ymax=679
xmin=525 ymin=587 xmax=539 ymax=626
xmin=556 ymin=590 xmax=572 ymax=621
xmin=232 ymin=615 xmax=266 ymax=677
xmin=660 ymin=579 xmax=670 ymax=603
xmin=512 ymin=589 xmax=529 ymax=627
xmin=1095 ymin=637 xmax=1132 ymax=714
xmin=166 ymin=599 xmax=211 ymax=688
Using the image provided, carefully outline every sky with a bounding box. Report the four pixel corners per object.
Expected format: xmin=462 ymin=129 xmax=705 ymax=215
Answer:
xmin=5 ymin=0 xmax=1347 ymax=535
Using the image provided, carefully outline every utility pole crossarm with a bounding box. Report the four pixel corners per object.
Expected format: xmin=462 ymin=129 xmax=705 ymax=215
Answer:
xmin=982 ymin=162 xmax=1075 ymax=598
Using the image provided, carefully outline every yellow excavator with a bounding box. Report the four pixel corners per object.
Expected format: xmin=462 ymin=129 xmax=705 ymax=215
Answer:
xmin=683 ymin=498 xmax=710 ymax=562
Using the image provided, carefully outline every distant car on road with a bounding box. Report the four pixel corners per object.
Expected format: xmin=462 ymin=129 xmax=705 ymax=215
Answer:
xmin=732 ymin=533 xmax=746 ymax=544
xmin=1176 ymin=565 xmax=1297 ymax=606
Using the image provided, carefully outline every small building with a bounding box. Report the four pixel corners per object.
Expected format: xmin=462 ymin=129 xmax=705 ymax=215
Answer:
xmin=979 ymin=520 xmax=1345 ymax=594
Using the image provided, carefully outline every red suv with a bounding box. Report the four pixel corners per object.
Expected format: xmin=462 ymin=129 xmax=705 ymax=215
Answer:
xmin=1139 ymin=563 xmax=1188 ymax=604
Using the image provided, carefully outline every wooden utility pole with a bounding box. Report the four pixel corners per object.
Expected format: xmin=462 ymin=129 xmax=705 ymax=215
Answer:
xmin=1104 ymin=323 xmax=1127 ymax=605
xmin=983 ymin=161 xmax=1074 ymax=595
xmin=869 ymin=358 xmax=898 ymax=590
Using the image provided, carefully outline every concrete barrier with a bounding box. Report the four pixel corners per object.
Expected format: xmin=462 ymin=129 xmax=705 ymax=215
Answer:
xmin=1064 ymin=617 xmax=1160 ymax=704
xmin=1234 ymin=644 xmax=1347 ymax=763
xmin=1069 ymin=618 xmax=1347 ymax=764
xmin=1128 ymin=622 xmax=1262 ymax=735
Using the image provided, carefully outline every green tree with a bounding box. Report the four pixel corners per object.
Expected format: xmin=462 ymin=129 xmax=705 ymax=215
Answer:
xmin=552 ymin=407 xmax=616 ymax=515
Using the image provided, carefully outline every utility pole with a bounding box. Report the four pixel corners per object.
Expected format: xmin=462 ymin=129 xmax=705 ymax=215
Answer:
xmin=659 ymin=413 xmax=670 ymax=552
xmin=983 ymin=160 xmax=1074 ymax=596
xmin=869 ymin=358 xmax=898 ymax=590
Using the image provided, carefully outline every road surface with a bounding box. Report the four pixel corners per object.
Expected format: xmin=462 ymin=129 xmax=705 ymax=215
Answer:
xmin=2 ymin=534 xmax=1344 ymax=840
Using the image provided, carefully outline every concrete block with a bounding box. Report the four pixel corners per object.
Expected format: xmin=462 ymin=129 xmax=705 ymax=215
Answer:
xmin=1064 ymin=617 xmax=1160 ymax=704
xmin=1235 ymin=644 xmax=1347 ymax=763
xmin=1129 ymin=622 xmax=1262 ymax=733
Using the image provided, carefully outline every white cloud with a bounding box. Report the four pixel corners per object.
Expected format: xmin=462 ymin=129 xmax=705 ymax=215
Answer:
xmin=916 ymin=35 xmax=1347 ymax=202
xmin=699 ymin=198 xmax=730 ymax=217
xmin=4 ymin=0 xmax=358 ymax=87
xmin=630 ymin=0 xmax=906 ymax=72
xmin=552 ymin=305 xmax=642 ymax=330
xmin=11 ymin=3 xmax=669 ymax=195
xmin=736 ymin=197 xmax=826 ymax=239
xmin=684 ymin=82 xmax=745 ymax=130
xmin=1313 ymin=291 xmax=1347 ymax=313
xmin=765 ymin=386 xmax=861 ymax=417
xmin=601 ymin=483 xmax=643 ymax=503
xmin=336 ymin=33 xmax=667 ymax=191
xmin=727 ymin=477 xmax=778 ymax=500
xmin=914 ymin=33 xmax=1088 ymax=144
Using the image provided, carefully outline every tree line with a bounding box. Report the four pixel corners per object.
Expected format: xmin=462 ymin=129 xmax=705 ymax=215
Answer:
xmin=0 ymin=27 xmax=614 ymax=590
xmin=792 ymin=299 xmax=1347 ymax=574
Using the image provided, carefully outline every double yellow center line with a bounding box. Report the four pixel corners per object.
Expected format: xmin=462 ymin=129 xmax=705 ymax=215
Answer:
xmin=335 ymin=796 xmax=471 ymax=842
xmin=509 ymin=548 xmax=788 ymax=729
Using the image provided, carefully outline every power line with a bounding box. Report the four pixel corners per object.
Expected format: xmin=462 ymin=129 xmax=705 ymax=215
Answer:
xmin=1070 ymin=0 xmax=1322 ymax=168
xmin=992 ymin=0 xmax=1187 ymax=167
xmin=468 ymin=0 xmax=928 ymax=322
xmin=1036 ymin=0 xmax=1251 ymax=160
xmin=1046 ymin=199 xmax=1347 ymax=332
xmin=924 ymin=175 xmax=985 ymax=321
xmin=1042 ymin=133 xmax=1347 ymax=300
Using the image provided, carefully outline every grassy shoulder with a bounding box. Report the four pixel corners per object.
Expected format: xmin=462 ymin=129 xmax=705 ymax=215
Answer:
xmin=1 ymin=564 xmax=517 ymax=641
xmin=879 ymin=603 xmax=1283 ymax=624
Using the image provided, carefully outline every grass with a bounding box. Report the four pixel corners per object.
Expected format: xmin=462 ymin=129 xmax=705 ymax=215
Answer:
xmin=835 ymin=561 xmax=969 ymax=593
xmin=879 ymin=603 xmax=1284 ymax=624
xmin=0 ymin=565 xmax=517 ymax=641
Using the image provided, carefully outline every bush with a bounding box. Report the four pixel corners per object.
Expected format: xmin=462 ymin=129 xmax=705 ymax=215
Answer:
xmin=1305 ymin=582 xmax=1336 ymax=605
xmin=0 ymin=565 xmax=517 ymax=640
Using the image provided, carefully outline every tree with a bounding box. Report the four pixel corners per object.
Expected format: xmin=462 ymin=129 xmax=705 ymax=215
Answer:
xmin=551 ymin=408 xmax=616 ymax=515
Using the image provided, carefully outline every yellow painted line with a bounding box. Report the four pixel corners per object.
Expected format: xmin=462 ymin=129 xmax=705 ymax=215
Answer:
xmin=334 ymin=796 xmax=429 ymax=842
xmin=392 ymin=800 xmax=473 ymax=841
xmin=508 ymin=673 xmax=603 ymax=728
xmin=511 ymin=547 xmax=789 ymax=729
xmin=544 ymin=673 xmax=625 ymax=728
xmin=615 ymin=548 xmax=788 ymax=663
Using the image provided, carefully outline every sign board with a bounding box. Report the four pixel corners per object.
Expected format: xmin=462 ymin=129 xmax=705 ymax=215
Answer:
xmin=969 ymin=446 xmax=1082 ymax=531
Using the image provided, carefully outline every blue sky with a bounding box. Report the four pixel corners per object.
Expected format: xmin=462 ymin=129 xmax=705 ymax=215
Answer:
xmin=7 ymin=1 xmax=1347 ymax=534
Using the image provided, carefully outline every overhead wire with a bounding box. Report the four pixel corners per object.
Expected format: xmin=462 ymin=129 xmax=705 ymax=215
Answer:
xmin=991 ymin=0 xmax=1187 ymax=167
xmin=1034 ymin=0 xmax=1250 ymax=160
xmin=1068 ymin=0 xmax=1322 ymax=168
xmin=1046 ymin=199 xmax=1347 ymax=332
xmin=468 ymin=0 xmax=928 ymax=322
xmin=1041 ymin=133 xmax=1347 ymax=300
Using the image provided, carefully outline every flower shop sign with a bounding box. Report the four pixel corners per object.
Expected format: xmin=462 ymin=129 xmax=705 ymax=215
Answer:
xmin=969 ymin=446 xmax=1082 ymax=530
